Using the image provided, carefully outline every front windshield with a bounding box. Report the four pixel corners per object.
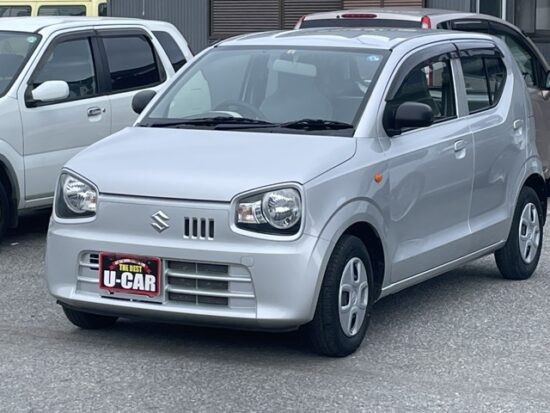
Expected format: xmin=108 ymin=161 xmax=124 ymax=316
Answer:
xmin=0 ymin=31 xmax=40 ymax=96
xmin=145 ymin=46 xmax=388 ymax=135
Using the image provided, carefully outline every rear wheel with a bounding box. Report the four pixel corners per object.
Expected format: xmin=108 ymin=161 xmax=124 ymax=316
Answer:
xmin=62 ymin=306 xmax=118 ymax=330
xmin=0 ymin=181 xmax=10 ymax=242
xmin=495 ymin=187 xmax=544 ymax=280
xmin=305 ymin=235 xmax=374 ymax=357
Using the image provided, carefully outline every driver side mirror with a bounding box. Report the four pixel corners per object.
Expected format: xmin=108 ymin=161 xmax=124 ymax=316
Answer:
xmin=30 ymin=80 xmax=69 ymax=103
xmin=132 ymin=90 xmax=157 ymax=115
xmin=388 ymin=101 xmax=434 ymax=136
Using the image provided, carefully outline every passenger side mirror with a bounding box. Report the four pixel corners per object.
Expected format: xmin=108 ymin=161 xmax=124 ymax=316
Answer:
xmin=31 ymin=80 xmax=70 ymax=103
xmin=390 ymin=102 xmax=434 ymax=136
xmin=132 ymin=90 xmax=157 ymax=115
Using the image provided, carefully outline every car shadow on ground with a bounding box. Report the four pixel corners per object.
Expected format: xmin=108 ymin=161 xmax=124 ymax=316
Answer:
xmin=66 ymin=261 xmax=506 ymax=360
xmin=5 ymin=209 xmax=51 ymax=240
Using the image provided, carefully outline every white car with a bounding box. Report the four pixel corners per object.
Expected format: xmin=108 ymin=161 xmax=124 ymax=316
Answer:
xmin=0 ymin=17 xmax=192 ymax=239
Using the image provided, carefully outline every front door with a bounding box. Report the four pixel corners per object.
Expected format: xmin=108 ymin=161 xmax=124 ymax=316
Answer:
xmin=382 ymin=50 xmax=475 ymax=282
xmin=19 ymin=33 xmax=111 ymax=200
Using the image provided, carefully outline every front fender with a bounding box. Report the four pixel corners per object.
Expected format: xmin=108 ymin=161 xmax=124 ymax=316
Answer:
xmin=306 ymin=199 xmax=389 ymax=318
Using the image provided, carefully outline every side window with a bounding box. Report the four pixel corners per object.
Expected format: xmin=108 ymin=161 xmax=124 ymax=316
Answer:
xmin=499 ymin=34 xmax=536 ymax=87
xmin=102 ymin=35 xmax=162 ymax=93
xmin=38 ymin=6 xmax=86 ymax=16
xmin=389 ymin=56 xmax=456 ymax=127
xmin=460 ymin=53 xmax=507 ymax=113
xmin=153 ymin=31 xmax=187 ymax=72
xmin=98 ymin=3 xmax=107 ymax=16
xmin=32 ymin=38 xmax=97 ymax=103
xmin=0 ymin=6 xmax=31 ymax=17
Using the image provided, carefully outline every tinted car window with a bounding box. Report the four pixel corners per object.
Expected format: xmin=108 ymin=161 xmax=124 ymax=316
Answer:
xmin=0 ymin=6 xmax=31 ymax=17
xmin=98 ymin=3 xmax=107 ymax=16
xmin=301 ymin=18 xmax=421 ymax=28
xmin=493 ymin=30 xmax=536 ymax=87
xmin=153 ymin=31 xmax=186 ymax=72
xmin=460 ymin=54 xmax=506 ymax=113
xmin=32 ymin=38 xmax=97 ymax=102
xmin=388 ymin=57 xmax=456 ymax=126
xmin=38 ymin=5 xmax=86 ymax=16
xmin=102 ymin=35 xmax=161 ymax=93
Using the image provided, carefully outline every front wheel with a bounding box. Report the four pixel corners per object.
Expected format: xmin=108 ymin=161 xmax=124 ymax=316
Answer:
xmin=495 ymin=187 xmax=544 ymax=280
xmin=305 ymin=235 xmax=374 ymax=357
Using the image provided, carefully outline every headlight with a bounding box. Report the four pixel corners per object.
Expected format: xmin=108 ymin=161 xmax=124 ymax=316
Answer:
xmin=236 ymin=187 xmax=302 ymax=235
xmin=55 ymin=173 xmax=97 ymax=219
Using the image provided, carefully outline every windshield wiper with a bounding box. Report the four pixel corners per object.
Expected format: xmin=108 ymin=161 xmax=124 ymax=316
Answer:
xmin=143 ymin=117 xmax=275 ymax=129
xmin=279 ymin=119 xmax=354 ymax=131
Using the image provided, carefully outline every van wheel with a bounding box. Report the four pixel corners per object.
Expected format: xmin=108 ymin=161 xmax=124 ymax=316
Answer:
xmin=62 ymin=306 xmax=118 ymax=330
xmin=0 ymin=181 xmax=9 ymax=241
xmin=495 ymin=187 xmax=544 ymax=280
xmin=305 ymin=235 xmax=374 ymax=357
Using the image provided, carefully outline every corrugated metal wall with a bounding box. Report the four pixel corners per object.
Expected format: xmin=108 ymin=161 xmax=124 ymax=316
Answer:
xmin=108 ymin=0 xmax=210 ymax=52
xmin=426 ymin=0 xmax=471 ymax=12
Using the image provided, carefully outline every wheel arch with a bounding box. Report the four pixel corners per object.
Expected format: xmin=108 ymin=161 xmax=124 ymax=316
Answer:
xmin=523 ymin=173 xmax=547 ymax=223
xmin=0 ymin=154 xmax=19 ymax=227
xmin=312 ymin=199 xmax=389 ymax=310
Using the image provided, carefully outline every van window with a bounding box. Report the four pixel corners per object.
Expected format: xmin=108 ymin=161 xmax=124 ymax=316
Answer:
xmin=102 ymin=35 xmax=162 ymax=93
xmin=32 ymin=38 xmax=97 ymax=102
xmin=38 ymin=5 xmax=86 ymax=16
xmin=460 ymin=54 xmax=506 ymax=113
xmin=98 ymin=3 xmax=107 ymax=16
xmin=153 ymin=31 xmax=186 ymax=72
xmin=0 ymin=6 xmax=31 ymax=17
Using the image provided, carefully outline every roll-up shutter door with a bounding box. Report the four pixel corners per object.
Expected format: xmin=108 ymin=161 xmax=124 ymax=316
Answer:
xmin=282 ymin=0 xmax=342 ymax=29
xmin=210 ymin=0 xmax=281 ymax=38
xmin=343 ymin=0 xmax=424 ymax=7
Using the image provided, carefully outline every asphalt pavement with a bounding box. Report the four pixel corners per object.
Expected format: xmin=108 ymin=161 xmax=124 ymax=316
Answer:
xmin=0 ymin=210 xmax=549 ymax=412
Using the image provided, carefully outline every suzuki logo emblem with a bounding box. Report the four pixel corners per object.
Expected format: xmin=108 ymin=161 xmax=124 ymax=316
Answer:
xmin=151 ymin=211 xmax=170 ymax=233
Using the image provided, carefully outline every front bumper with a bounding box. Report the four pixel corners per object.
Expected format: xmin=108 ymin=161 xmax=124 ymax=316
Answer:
xmin=46 ymin=195 xmax=331 ymax=330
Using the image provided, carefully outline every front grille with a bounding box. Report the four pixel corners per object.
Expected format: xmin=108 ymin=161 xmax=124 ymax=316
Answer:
xmin=184 ymin=217 xmax=215 ymax=240
xmin=165 ymin=259 xmax=254 ymax=307
xmin=77 ymin=252 xmax=256 ymax=311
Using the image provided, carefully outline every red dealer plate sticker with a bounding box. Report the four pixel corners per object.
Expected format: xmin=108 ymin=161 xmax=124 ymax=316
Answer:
xmin=99 ymin=253 xmax=161 ymax=297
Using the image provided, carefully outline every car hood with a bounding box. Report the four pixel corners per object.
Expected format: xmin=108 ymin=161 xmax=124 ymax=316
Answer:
xmin=65 ymin=127 xmax=356 ymax=202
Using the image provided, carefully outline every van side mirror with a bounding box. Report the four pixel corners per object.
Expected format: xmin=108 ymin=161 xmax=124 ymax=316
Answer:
xmin=389 ymin=102 xmax=434 ymax=136
xmin=31 ymin=80 xmax=70 ymax=103
xmin=132 ymin=90 xmax=157 ymax=114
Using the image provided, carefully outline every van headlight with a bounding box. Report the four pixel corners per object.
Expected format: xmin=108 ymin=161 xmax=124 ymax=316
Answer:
xmin=236 ymin=187 xmax=302 ymax=235
xmin=55 ymin=173 xmax=97 ymax=219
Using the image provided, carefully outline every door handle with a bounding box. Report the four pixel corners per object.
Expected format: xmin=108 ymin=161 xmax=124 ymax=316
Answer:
xmin=513 ymin=119 xmax=524 ymax=131
xmin=454 ymin=140 xmax=466 ymax=152
xmin=87 ymin=107 xmax=103 ymax=117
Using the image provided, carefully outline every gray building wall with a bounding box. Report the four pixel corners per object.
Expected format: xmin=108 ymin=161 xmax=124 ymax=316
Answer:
xmin=108 ymin=0 xmax=210 ymax=52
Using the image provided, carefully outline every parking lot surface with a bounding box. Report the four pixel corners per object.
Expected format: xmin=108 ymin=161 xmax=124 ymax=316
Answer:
xmin=0 ymin=211 xmax=549 ymax=412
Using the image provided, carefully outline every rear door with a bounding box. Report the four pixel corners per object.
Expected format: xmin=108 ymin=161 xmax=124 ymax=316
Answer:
xmin=18 ymin=30 xmax=111 ymax=200
xmin=95 ymin=29 xmax=170 ymax=133
xmin=382 ymin=44 xmax=475 ymax=282
xmin=456 ymin=43 xmax=529 ymax=250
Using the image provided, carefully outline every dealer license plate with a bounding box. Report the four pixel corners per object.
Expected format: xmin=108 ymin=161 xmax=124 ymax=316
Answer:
xmin=99 ymin=253 xmax=161 ymax=297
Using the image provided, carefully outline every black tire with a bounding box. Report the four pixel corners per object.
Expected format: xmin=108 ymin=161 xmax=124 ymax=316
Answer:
xmin=495 ymin=187 xmax=544 ymax=280
xmin=62 ymin=306 xmax=118 ymax=330
xmin=305 ymin=235 xmax=375 ymax=357
xmin=0 ymin=181 xmax=10 ymax=242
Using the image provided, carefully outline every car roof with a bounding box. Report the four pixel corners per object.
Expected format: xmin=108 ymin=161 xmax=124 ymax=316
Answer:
xmin=0 ymin=16 xmax=173 ymax=34
xmin=219 ymin=27 xmax=495 ymax=51
xmin=303 ymin=7 xmax=476 ymax=21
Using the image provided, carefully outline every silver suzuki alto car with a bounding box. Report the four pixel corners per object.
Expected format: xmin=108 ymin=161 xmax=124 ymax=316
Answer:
xmin=46 ymin=28 xmax=546 ymax=357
